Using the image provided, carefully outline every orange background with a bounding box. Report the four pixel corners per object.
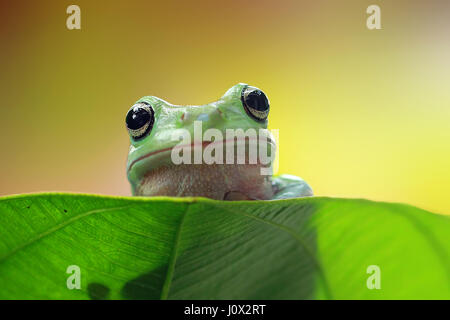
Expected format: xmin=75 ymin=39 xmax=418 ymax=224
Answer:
xmin=0 ymin=0 xmax=449 ymax=214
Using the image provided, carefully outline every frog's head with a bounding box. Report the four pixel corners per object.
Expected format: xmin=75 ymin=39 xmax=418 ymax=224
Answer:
xmin=125 ymin=83 xmax=276 ymax=200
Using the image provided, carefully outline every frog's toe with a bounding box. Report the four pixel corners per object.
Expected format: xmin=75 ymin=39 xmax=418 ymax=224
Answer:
xmin=272 ymin=174 xmax=313 ymax=199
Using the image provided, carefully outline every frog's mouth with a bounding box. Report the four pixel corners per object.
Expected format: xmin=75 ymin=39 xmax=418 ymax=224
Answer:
xmin=127 ymin=136 xmax=276 ymax=200
xmin=127 ymin=136 xmax=275 ymax=175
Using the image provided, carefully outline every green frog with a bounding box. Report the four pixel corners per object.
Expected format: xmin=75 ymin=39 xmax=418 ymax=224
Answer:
xmin=125 ymin=83 xmax=312 ymax=200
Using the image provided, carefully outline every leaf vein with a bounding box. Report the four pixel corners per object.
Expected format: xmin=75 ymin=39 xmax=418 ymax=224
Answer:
xmin=214 ymin=204 xmax=334 ymax=299
xmin=0 ymin=205 xmax=131 ymax=263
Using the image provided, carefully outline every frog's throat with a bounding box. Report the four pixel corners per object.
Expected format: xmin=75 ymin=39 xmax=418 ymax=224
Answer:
xmin=128 ymin=137 xmax=276 ymax=200
xmin=133 ymin=163 xmax=275 ymax=200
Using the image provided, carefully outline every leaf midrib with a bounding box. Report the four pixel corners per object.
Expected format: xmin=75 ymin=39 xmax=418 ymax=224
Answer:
xmin=159 ymin=203 xmax=190 ymax=300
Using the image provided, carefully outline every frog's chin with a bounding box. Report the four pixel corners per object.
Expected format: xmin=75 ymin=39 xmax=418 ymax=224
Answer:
xmin=127 ymin=137 xmax=276 ymax=200
xmin=133 ymin=163 xmax=274 ymax=200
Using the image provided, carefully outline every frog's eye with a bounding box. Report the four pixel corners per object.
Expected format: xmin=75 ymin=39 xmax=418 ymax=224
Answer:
xmin=241 ymin=86 xmax=270 ymax=122
xmin=126 ymin=102 xmax=155 ymax=140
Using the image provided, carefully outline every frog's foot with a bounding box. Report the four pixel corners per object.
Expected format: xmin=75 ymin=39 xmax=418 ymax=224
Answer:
xmin=271 ymin=174 xmax=313 ymax=199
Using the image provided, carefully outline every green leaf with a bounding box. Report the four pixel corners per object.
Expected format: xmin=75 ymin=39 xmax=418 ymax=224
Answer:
xmin=0 ymin=193 xmax=448 ymax=299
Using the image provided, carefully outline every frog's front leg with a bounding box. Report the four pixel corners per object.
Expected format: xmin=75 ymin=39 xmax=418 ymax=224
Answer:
xmin=271 ymin=174 xmax=313 ymax=199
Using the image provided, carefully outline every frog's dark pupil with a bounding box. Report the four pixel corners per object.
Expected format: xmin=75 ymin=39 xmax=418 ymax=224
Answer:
xmin=126 ymin=106 xmax=150 ymax=130
xmin=245 ymin=90 xmax=269 ymax=112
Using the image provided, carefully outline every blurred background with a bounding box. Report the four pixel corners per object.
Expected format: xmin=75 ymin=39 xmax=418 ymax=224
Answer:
xmin=0 ymin=0 xmax=449 ymax=214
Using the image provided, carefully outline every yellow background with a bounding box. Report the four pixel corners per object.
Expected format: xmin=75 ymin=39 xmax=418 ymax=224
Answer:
xmin=0 ymin=0 xmax=449 ymax=214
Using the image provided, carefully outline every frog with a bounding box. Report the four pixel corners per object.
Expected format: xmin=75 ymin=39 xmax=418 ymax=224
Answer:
xmin=125 ymin=83 xmax=313 ymax=200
